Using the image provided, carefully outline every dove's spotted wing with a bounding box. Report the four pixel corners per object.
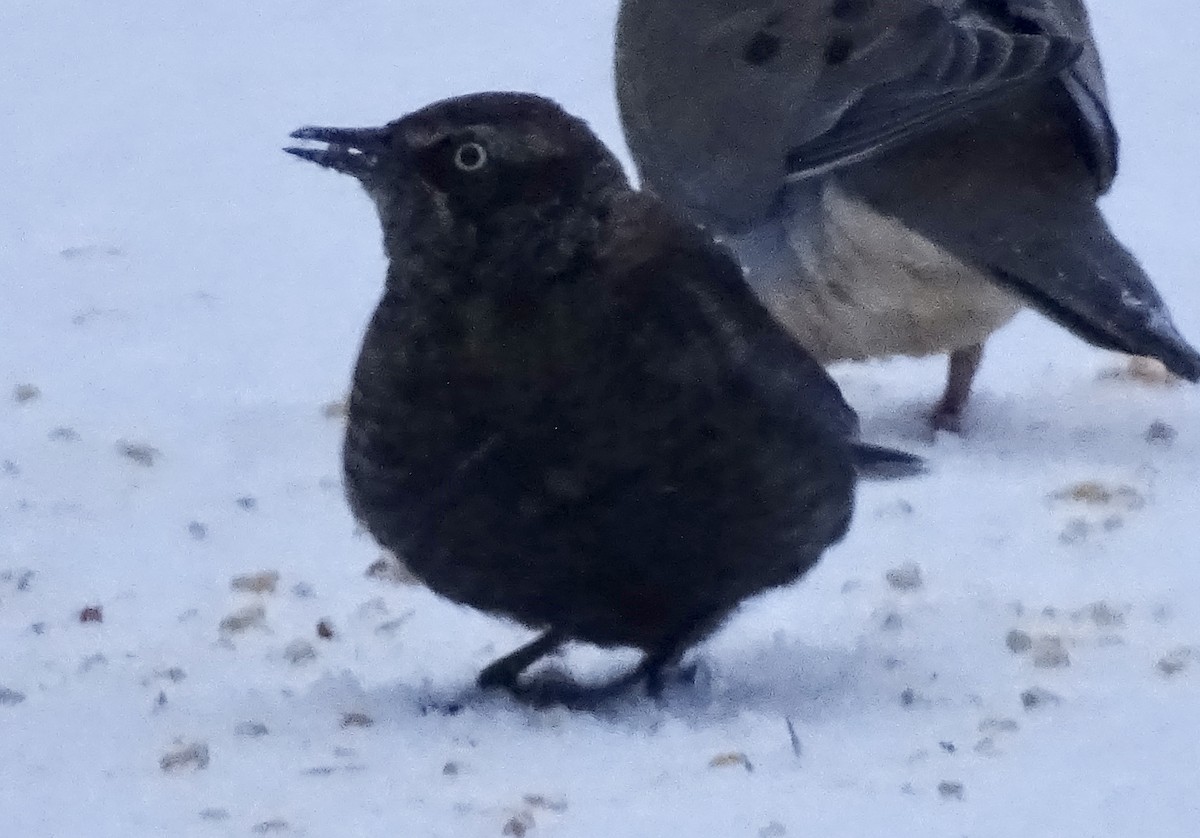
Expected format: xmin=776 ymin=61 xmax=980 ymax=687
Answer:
xmin=617 ymin=0 xmax=1085 ymax=226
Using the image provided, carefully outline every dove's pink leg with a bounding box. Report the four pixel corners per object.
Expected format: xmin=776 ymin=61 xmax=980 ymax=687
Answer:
xmin=930 ymin=343 xmax=984 ymax=433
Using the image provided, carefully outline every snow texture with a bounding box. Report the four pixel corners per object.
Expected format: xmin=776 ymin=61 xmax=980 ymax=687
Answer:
xmin=1 ymin=1 xmax=1198 ymax=836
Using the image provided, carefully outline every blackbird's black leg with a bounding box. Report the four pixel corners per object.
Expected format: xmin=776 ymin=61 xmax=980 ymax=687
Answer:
xmin=477 ymin=629 xmax=566 ymax=691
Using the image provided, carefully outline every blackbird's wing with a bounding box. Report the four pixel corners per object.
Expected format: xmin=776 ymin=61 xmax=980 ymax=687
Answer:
xmin=603 ymin=196 xmax=926 ymax=476
xmin=605 ymin=197 xmax=862 ymax=442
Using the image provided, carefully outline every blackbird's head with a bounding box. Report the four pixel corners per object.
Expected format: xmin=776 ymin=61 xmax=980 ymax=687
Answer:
xmin=286 ymin=92 xmax=629 ymax=242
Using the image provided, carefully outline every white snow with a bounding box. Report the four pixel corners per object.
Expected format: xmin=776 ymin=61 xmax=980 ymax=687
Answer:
xmin=2 ymin=1 xmax=1199 ymax=836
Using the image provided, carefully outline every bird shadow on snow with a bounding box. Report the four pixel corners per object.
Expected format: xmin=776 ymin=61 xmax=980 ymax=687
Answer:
xmin=302 ymin=634 xmax=899 ymax=734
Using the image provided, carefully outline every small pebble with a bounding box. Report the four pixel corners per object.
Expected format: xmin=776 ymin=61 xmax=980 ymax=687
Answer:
xmin=885 ymin=563 xmax=923 ymax=591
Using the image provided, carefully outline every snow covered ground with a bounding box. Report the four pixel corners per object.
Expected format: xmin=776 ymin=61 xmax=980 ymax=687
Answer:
xmin=2 ymin=1 xmax=1198 ymax=835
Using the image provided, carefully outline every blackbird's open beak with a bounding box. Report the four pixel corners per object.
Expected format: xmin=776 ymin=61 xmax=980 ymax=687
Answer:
xmin=284 ymin=125 xmax=392 ymax=177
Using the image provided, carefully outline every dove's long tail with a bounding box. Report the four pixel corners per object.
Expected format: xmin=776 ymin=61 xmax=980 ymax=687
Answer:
xmin=991 ymin=219 xmax=1200 ymax=383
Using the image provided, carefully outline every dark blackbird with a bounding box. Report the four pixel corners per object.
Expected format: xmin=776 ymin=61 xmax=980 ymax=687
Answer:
xmin=286 ymin=92 xmax=920 ymax=703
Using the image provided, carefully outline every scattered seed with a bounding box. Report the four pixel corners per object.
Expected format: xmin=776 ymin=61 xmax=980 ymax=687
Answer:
xmin=316 ymin=619 xmax=335 ymax=640
xmin=235 ymin=722 xmax=269 ymax=738
xmin=117 ymin=441 xmax=160 ymax=467
xmin=1032 ymin=636 xmax=1070 ymax=669
xmin=502 ymin=812 xmax=535 ymax=837
xmin=284 ymin=640 xmax=316 ymax=666
xmin=365 ymin=554 xmax=420 ymax=586
xmin=322 ymin=399 xmax=349 ymax=419
xmin=160 ymin=741 xmax=210 ymax=772
xmin=938 ymin=781 xmax=964 ymax=801
xmin=709 ymin=752 xmax=754 ymax=772
xmin=0 ymin=687 xmax=26 ymax=706
xmin=13 ymin=384 xmax=40 ymax=403
xmin=1100 ymin=356 xmax=1178 ymax=387
xmin=219 ymin=604 xmax=266 ymax=634
xmin=1145 ymin=421 xmax=1177 ymax=446
xmin=885 ymin=563 xmax=923 ymax=591
xmin=79 ymin=605 xmax=103 ymax=623
xmin=523 ymin=795 xmax=567 ymax=813
xmin=1157 ymin=647 xmax=1195 ymax=677
xmin=978 ymin=718 xmax=1019 ymax=734
xmin=1006 ymin=629 xmax=1032 ymax=654
xmin=231 ymin=570 xmax=279 ymax=594
xmin=340 ymin=712 xmax=374 ymax=729
xmin=1021 ymin=687 xmax=1061 ymax=710
xmin=187 ymin=521 xmax=208 ymax=541
xmin=1083 ymin=602 xmax=1125 ymax=628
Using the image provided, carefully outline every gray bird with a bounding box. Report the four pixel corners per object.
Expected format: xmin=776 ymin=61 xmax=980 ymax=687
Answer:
xmin=285 ymin=92 xmax=920 ymax=704
xmin=616 ymin=0 xmax=1200 ymax=431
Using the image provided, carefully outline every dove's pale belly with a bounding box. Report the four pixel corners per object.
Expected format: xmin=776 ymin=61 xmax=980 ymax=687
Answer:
xmin=758 ymin=184 xmax=1023 ymax=363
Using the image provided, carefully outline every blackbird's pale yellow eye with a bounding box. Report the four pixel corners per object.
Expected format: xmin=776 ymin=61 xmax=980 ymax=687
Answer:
xmin=453 ymin=141 xmax=488 ymax=172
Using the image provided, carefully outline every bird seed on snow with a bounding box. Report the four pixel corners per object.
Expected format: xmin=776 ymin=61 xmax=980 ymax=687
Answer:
xmin=885 ymin=562 xmax=923 ymax=591
xmin=230 ymin=570 xmax=280 ymax=594
xmin=160 ymin=741 xmax=210 ymax=772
